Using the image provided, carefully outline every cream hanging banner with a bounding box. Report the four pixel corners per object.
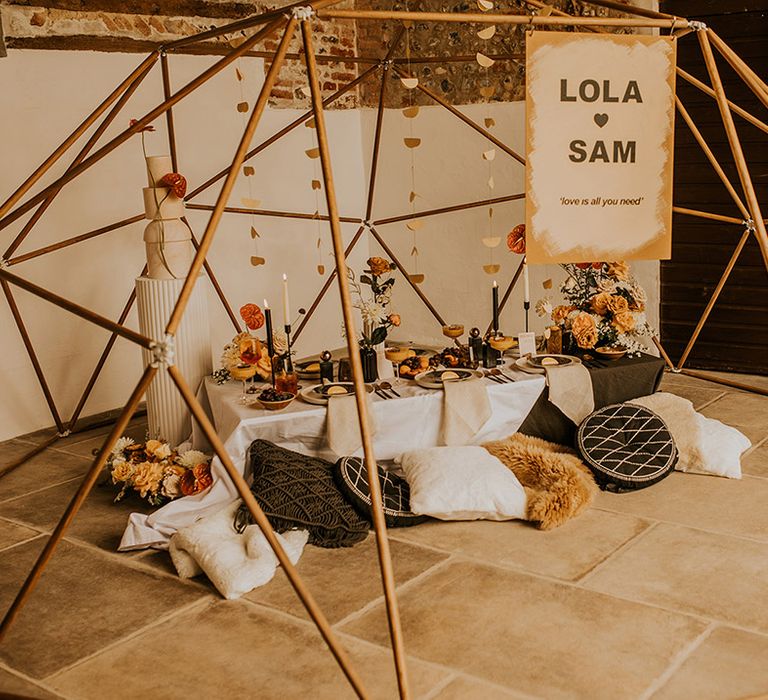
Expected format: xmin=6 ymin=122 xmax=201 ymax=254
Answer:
xmin=525 ymin=32 xmax=676 ymax=263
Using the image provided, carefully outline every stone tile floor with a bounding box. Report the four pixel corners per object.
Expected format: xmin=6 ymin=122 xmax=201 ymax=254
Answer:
xmin=0 ymin=371 xmax=767 ymax=699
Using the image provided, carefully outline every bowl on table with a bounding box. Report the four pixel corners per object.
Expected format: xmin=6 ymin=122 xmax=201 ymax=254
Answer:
xmin=594 ymin=346 xmax=627 ymax=360
xmin=255 ymin=388 xmax=296 ymax=411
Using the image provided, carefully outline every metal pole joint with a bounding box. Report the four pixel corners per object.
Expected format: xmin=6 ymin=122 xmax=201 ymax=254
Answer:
xmin=292 ymin=6 xmax=315 ymax=21
xmin=688 ymin=20 xmax=707 ymax=31
xmin=149 ymin=334 xmax=176 ymax=368
xmin=743 ymin=218 xmax=756 ymax=233
xmin=0 ymin=257 xmax=8 ymax=269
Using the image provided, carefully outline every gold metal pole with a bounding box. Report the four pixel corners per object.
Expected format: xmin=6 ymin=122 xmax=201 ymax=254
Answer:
xmin=374 ymin=193 xmax=525 ymax=226
xmin=677 ymin=226 xmax=752 ymax=369
xmin=301 ymin=17 xmax=411 ymax=700
xmin=164 ymin=16 xmax=295 ymax=337
xmin=708 ymin=30 xmax=768 ymax=110
xmin=185 ymin=202 xmax=362 ymax=224
xmin=698 ymin=29 xmax=768 ymax=270
xmin=672 ymin=206 xmax=744 ymax=225
xmin=675 ymin=96 xmax=750 ymax=221
xmin=293 ymin=225 xmax=366 ymax=342
xmin=184 ymin=65 xmax=379 ymax=202
xmin=676 ymin=67 xmax=768 ymax=137
xmin=0 ymin=268 xmax=153 ymax=349
xmin=369 ymin=225 xmax=446 ymax=327
xmin=1 ymin=280 xmax=64 ymax=432
xmin=0 ymin=20 xmax=282 ymax=232
xmin=393 ymin=66 xmax=525 ymax=165
xmin=679 ymin=368 xmax=768 ymax=397
xmin=317 ymin=8 xmax=688 ymax=28
xmin=167 ymin=364 xmax=370 ymax=698
xmin=0 ymin=52 xmax=159 ymax=223
xmin=0 ymin=365 xmax=157 ymax=641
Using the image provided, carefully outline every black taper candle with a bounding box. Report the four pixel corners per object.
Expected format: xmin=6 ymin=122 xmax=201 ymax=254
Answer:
xmin=264 ymin=301 xmax=275 ymax=386
xmin=492 ymin=280 xmax=499 ymax=336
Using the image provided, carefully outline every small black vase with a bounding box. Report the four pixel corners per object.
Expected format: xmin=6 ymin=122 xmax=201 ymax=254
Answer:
xmin=359 ymin=347 xmax=378 ymax=383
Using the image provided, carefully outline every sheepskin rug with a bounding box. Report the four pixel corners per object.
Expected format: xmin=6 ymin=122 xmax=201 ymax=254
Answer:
xmin=483 ymin=434 xmax=598 ymax=530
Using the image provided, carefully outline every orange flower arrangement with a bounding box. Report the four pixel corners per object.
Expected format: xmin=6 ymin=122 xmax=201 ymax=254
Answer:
xmin=536 ymin=261 xmax=652 ymax=352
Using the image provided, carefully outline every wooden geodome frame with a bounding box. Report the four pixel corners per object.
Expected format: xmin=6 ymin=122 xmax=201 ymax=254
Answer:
xmin=1 ymin=2 xmax=767 ymax=697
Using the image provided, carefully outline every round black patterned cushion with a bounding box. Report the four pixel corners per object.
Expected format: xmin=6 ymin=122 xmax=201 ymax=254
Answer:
xmin=334 ymin=457 xmax=429 ymax=528
xmin=576 ymin=403 xmax=677 ymax=492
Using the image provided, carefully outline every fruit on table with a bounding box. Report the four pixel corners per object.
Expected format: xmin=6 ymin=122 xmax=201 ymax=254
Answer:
xmin=258 ymin=387 xmax=294 ymax=401
xmin=399 ymin=355 xmax=429 ymax=378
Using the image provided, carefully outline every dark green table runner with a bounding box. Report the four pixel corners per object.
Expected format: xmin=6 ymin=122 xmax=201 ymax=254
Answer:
xmin=518 ymin=352 xmax=666 ymax=446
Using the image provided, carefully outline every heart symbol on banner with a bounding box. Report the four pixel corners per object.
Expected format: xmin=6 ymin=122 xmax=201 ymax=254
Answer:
xmin=594 ymin=113 xmax=609 ymax=128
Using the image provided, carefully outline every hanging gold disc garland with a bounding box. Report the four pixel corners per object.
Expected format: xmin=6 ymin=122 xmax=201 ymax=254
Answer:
xmin=234 ymin=63 xmax=266 ymax=267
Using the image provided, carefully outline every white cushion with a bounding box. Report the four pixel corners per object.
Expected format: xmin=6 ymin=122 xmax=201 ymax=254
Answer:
xmin=630 ymin=392 xmax=750 ymax=479
xmin=396 ymin=446 xmax=527 ymax=521
xmin=694 ymin=413 xmax=751 ymax=479
xmin=169 ymin=500 xmax=308 ymax=599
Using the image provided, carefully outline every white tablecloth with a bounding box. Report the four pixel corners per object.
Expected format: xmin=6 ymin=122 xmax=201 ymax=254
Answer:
xmin=120 ymin=369 xmax=545 ymax=550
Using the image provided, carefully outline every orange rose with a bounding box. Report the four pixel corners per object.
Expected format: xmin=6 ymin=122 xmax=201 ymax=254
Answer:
xmin=613 ymin=311 xmax=636 ymax=333
xmin=590 ymin=292 xmax=612 ymax=316
xmin=606 ymin=261 xmax=630 ymax=281
xmin=607 ymin=295 xmax=629 ymax=314
xmin=506 ymin=224 xmax=526 ymax=254
xmin=571 ymin=312 xmax=597 ymax=349
xmin=180 ymin=463 xmax=213 ymax=496
xmin=552 ymin=305 xmax=575 ymax=325
xmin=388 ymin=313 xmax=401 ymax=327
xmin=239 ymin=303 xmax=265 ymax=331
xmin=367 ymin=257 xmax=392 ymax=276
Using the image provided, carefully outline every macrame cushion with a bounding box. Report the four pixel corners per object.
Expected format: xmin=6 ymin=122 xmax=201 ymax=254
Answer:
xmin=576 ymin=403 xmax=677 ymax=492
xmin=333 ymin=456 xmax=429 ymax=528
xmin=238 ymin=440 xmax=370 ymax=548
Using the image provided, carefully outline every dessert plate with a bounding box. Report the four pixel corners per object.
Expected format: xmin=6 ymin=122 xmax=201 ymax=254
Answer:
xmin=300 ymin=382 xmax=373 ymax=405
xmin=414 ymin=369 xmax=482 ymax=389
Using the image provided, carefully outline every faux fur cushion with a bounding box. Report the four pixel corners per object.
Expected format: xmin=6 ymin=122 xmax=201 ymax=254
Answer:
xmin=482 ymin=434 xmax=598 ymax=530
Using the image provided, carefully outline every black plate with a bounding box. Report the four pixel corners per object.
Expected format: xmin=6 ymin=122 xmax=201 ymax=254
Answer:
xmin=312 ymin=383 xmax=354 ymax=396
xmin=421 ymin=369 xmax=472 ymax=383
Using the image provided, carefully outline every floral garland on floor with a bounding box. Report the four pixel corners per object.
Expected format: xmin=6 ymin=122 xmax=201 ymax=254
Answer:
xmin=536 ymin=261 xmax=653 ymax=353
xmin=107 ymin=438 xmax=213 ymax=506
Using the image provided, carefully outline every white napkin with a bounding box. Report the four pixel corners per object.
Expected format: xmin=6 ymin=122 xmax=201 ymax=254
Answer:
xmin=327 ymin=392 xmax=377 ymax=456
xmin=441 ymin=378 xmax=492 ymax=446
xmin=545 ymin=363 xmax=594 ymax=424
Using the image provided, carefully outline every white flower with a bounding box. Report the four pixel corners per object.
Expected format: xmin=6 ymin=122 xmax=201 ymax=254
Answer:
xmin=272 ymin=329 xmax=288 ymax=355
xmin=535 ymin=296 xmax=552 ymax=318
xmin=178 ymin=449 xmax=209 ymax=469
xmin=221 ymin=342 xmax=241 ymax=370
xmin=111 ymin=436 xmax=135 ymax=459
xmin=161 ymin=473 xmax=182 ymax=498
xmin=359 ymin=301 xmax=386 ymax=325
xmin=597 ymin=278 xmax=617 ymax=294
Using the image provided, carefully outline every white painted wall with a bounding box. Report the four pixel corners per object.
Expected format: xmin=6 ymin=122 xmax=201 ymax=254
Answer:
xmin=0 ymin=50 xmax=367 ymax=441
xmin=1 ymin=47 xmax=660 ymax=442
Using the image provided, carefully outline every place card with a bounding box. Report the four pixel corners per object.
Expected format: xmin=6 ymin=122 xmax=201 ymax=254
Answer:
xmin=517 ymin=331 xmax=537 ymax=358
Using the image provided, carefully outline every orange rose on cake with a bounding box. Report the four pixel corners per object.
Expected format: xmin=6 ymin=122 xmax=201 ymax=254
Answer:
xmin=571 ymin=312 xmax=598 ymax=349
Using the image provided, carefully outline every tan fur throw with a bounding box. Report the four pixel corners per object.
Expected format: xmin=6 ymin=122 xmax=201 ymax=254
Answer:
xmin=483 ymin=434 xmax=598 ymax=530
